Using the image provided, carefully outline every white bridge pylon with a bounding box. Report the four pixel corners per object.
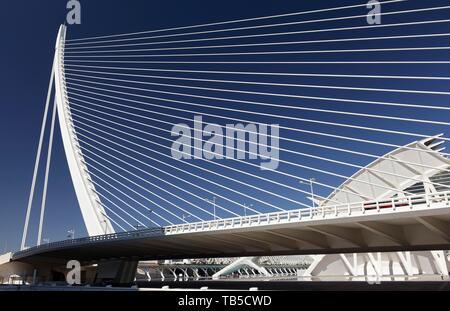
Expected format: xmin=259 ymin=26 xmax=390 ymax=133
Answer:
xmin=12 ymin=2 xmax=450 ymax=284
xmin=21 ymin=25 xmax=113 ymax=250
xmin=19 ymin=2 xmax=450 ymax=260
xmin=54 ymin=26 xmax=114 ymax=236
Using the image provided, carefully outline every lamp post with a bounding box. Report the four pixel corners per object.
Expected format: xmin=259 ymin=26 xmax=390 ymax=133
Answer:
xmin=243 ymin=204 xmax=253 ymax=217
xmin=67 ymin=229 xmax=75 ymax=240
xmin=148 ymin=209 xmax=153 ymax=228
xmin=135 ymin=224 xmax=143 ymax=231
xmin=205 ymin=197 xmax=217 ymax=220
xmin=300 ymin=178 xmax=316 ymax=217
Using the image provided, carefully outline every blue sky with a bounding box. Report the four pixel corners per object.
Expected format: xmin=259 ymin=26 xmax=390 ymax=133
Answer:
xmin=1 ymin=0 xmax=450 ymax=252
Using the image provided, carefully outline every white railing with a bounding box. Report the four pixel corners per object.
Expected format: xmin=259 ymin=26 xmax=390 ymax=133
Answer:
xmin=13 ymin=227 xmax=164 ymax=259
xmin=12 ymin=190 xmax=450 ymax=259
xmin=163 ymin=190 xmax=450 ymax=235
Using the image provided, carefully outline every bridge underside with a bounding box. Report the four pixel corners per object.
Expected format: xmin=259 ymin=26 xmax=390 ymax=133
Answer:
xmin=12 ymin=205 xmax=450 ymax=266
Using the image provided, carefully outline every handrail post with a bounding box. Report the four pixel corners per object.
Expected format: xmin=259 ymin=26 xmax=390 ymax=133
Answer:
xmin=425 ymin=192 xmax=430 ymax=207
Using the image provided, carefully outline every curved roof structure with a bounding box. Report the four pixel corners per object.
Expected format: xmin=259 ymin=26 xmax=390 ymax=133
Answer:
xmin=321 ymin=135 xmax=450 ymax=206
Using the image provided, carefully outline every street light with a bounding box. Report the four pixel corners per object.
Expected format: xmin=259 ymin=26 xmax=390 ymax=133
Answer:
xmin=299 ymin=178 xmax=316 ymax=207
xmin=147 ymin=209 xmax=154 ymax=228
xmin=205 ymin=197 xmax=217 ymax=220
xmin=67 ymin=229 xmax=75 ymax=240
xmin=135 ymin=224 xmax=143 ymax=231
xmin=300 ymin=178 xmax=316 ymax=217
xmin=242 ymin=203 xmax=253 ymax=217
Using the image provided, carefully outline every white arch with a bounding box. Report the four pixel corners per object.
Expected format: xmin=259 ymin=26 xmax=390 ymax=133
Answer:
xmin=54 ymin=25 xmax=114 ymax=236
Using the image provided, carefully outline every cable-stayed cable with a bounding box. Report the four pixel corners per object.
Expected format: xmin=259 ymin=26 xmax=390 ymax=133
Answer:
xmin=71 ymin=103 xmax=419 ymax=199
xmin=65 ymin=32 xmax=450 ymax=54
xmin=66 ymin=15 xmax=450 ymax=50
xmin=64 ymin=64 xmax=450 ymax=83
xmin=77 ymin=130 xmax=290 ymax=212
xmin=65 ymin=69 xmax=450 ymax=122
xmin=69 ymin=98 xmax=450 ymax=191
xmin=66 ymin=0 xmax=405 ymax=43
xmin=65 ymin=79 xmax=450 ymax=149
xmin=87 ymin=171 xmax=165 ymax=227
xmin=66 ymin=84 xmax=449 ymax=159
xmin=68 ymin=91 xmax=450 ymax=175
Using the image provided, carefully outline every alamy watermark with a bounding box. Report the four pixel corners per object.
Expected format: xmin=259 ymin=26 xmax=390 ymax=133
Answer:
xmin=65 ymin=0 xmax=380 ymax=26
xmin=65 ymin=0 xmax=382 ymax=170
xmin=66 ymin=259 xmax=81 ymax=285
xmin=367 ymin=0 xmax=381 ymax=25
xmin=171 ymin=116 xmax=280 ymax=170
xmin=66 ymin=0 xmax=81 ymax=25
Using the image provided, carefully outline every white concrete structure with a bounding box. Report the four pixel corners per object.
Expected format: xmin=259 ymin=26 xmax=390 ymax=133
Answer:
xmin=212 ymin=257 xmax=270 ymax=279
xmin=305 ymin=136 xmax=450 ymax=278
xmin=303 ymin=251 xmax=449 ymax=279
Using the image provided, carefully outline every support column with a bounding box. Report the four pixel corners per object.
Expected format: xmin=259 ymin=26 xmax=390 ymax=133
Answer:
xmin=431 ymin=251 xmax=449 ymax=276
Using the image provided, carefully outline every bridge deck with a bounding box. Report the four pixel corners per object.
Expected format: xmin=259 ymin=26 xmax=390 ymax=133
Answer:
xmin=12 ymin=191 xmax=450 ymax=265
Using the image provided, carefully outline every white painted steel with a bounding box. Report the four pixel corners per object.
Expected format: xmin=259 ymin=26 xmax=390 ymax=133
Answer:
xmin=12 ymin=188 xmax=450 ymax=261
xmin=163 ymin=189 xmax=449 ymax=235
xmin=53 ymin=25 xmax=114 ymax=236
